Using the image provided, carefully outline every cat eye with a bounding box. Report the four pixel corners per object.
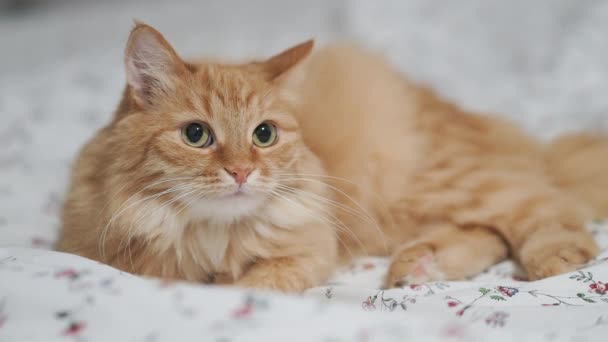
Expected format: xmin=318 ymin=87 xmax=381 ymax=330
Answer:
xmin=252 ymin=122 xmax=278 ymax=147
xmin=181 ymin=122 xmax=214 ymax=148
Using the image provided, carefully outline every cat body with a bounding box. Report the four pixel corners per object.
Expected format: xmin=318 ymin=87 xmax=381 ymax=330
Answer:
xmin=57 ymin=24 xmax=608 ymax=291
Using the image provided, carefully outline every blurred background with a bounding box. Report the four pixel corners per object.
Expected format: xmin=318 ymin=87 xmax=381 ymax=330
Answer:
xmin=1 ymin=0 xmax=607 ymax=246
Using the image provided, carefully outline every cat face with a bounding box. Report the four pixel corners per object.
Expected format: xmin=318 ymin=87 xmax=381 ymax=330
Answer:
xmin=113 ymin=24 xmax=313 ymax=222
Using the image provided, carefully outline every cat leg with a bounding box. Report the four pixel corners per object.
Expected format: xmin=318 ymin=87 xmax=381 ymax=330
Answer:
xmin=236 ymin=254 xmax=335 ymax=293
xmin=427 ymin=177 xmax=599 ymax=280
xmin=450 ymin=187 xmax=599 ymax=281
xmin=516 ymin=225 xmax=598 ymax=280
xmin=385 ymin=223 xmax=508 ymax=288
xmin=404 ymin=158 xmax=600 ymax=281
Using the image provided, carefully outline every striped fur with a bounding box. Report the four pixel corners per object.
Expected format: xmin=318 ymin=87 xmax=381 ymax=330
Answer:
xmin=57 ymin=24 xmax=607 ymax=292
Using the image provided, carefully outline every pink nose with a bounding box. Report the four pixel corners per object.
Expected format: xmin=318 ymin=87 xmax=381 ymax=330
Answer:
xmin=225 ymin=167 xmax=252 ymax=185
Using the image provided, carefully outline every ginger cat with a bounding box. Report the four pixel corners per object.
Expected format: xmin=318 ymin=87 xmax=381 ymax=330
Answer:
xmin=57 ymin=23 xmax=608 ymax=292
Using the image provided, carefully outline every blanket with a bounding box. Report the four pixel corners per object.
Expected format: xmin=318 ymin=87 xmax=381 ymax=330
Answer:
xmin=1 ymin=220 xmax=607 ymax=341
xmin=1 ymin=1 xmax=608 ymax=341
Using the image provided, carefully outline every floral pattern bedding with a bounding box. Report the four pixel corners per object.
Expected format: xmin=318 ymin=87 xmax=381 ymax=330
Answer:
xmin=2 ymin=2 xmax=608 ymax=341
xmin=1 ymin=220 xmax=607 ymax=341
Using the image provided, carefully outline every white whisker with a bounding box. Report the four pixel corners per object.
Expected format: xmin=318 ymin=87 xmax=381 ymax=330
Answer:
xmin=272 ymin=176 xmax=389 ymax=255
xmin=256 ymin=186 xmax=356 ymax=260
xmin=271 ymin=186 xmax=368 ymax=257
xmin=100 ymin=181 xmax=194 ymax=259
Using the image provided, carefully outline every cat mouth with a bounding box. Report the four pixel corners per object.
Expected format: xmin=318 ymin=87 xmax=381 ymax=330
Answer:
xmin=220 ymin=186 xmax=252 ymax=198
xmin=230 ymin=189 xmax=247 ymax=197
xmin=186 ymin=186 xmax=265 ymax=221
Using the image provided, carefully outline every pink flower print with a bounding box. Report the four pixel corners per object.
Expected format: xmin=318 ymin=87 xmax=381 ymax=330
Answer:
xmin=31 ymin=236 xmax=51 ymax=248
xmin=409 ymin=284 xmax=422 ymax=291
xmin=455 ymin=309 xmax=465 ymax=317
xmin=356 ymin=329 xmax=371 ymax=342
xmin=512 ymin=275 xmax=528 ymax=282
xmin=361 ymin=298 xmax=376 ymax=311
xmin=55 ymin=269 xmax=79 ymax=280
xmin=589 ymin=281 xmax=607 ymax=295
xmin=62 ymin=321 xmax=86 ymax=336
xmin=159 ymin=279 xmax=175 ymax=288
xmin=440 ymin=324 xmax=466 ymax=338
xmin=447 ymin=301 xmax=459 ymax=308
xmin=497 ymin=286 xmax=519 ymax=297
xmin=44 ymin=192 xmax=62 ymax=215
xmin=485 ymin=312 xmax=509 ymax=328
xmin=231 ymin=303 xmax=253 ymax=319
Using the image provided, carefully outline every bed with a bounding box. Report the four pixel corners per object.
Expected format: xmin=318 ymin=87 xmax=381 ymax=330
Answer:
xmin=2 ymin=1 xmax=608 ymax=341
xmin=1 ymin=220 xmax=607 ymax=341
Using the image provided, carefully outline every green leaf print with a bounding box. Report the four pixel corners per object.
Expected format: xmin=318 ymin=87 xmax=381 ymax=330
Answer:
xmin=577 ymin=293 xmax=596 ymax=303
xmin=479 ymin=288 xmax=491 ymax=295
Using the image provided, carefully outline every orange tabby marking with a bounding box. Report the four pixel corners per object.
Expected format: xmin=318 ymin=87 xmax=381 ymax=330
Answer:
xmin=57 ymin=23 xmax=608 ymax=292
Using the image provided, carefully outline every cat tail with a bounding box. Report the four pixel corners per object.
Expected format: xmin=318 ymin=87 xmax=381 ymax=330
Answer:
xmin=545 ymin=133 xmax=608 ymax=218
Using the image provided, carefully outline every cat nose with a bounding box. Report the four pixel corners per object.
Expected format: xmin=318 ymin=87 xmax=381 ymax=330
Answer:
xmin=225 ymin=167 xmax=252 ymax=185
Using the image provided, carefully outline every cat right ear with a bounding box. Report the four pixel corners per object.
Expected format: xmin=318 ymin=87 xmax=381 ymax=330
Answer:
xmin=124 ymin=23 xmax=188 ymax=107
xmin=259 ymin=40 xmax=314 ymax=82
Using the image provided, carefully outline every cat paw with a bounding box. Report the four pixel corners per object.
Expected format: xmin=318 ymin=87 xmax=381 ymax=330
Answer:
xmin=235 ymin=275 xmax=304 ymax=293
xmin=234 ymin=257 xmax=321 ymax=293
xmin=522 ymin=243 xmax=598 ymax=281
xmin=384 ymin=243 xmax=446 ymax=288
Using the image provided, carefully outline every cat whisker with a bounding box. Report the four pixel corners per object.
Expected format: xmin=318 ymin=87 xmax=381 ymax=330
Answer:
xmin=144 ymin=187 xmax=205 ymax=265
xmin=121 ymin=184 xmax=211 ymax=250
xmin=274 ymin=183 xmax=375 ymax=228
xmin=277 ymin=186 xmax=369 ymax=256
xmin=270 ymin=186 xmax=368 ymax=257
xmin=99 ymin=176 xmax=194 ymax=219
xmin=270 ymin=171 xmax=393 ymax=231
xmin=100 ymin=184 xmax=190 ymax=255
xmin=98 ymin=177 xmax=195 ymax=258
xmin=272 ymin=192 xmax=354 ymax=258
xmin=274 ymin=172 xmax=359 ymax=186
xmin=100 ymin=182 xmax=195 ymax=260
xmin=116 ymin=184 xmax=200 ymax=267
xmin=95 ymin=168 xmax=169 ymax=218
xmin=271 ymin=176 xmax=389 ymax=256
xmin=173 ymin=187 xmax=210 ymax=217
xmin=256 ymin=186 xmax=357 ymax=261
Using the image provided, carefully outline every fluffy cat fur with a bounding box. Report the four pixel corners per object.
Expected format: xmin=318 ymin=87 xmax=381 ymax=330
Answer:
xmin=57 ymin=23 xmax=608 ymax=292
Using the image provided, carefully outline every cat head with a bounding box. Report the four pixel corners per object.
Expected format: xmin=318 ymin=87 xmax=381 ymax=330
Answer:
xmin=110 ymin=23 xmax=319 ymax=223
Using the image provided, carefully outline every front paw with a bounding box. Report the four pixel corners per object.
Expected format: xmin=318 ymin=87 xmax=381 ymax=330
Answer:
xmin=235 ymin=259 xmax=312 ymax=293
xmin=384 ymin=243 xmax=446 ymax=288
xmin=520 ymin=232 xmax=599 ymax=280
xmin=522 ymin=244 xmax=598 ymax=280
xmin=235 ymin=272 xmax=307 ymax=293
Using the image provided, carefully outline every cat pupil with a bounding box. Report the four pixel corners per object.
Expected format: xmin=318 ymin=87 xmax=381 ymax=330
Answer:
xmin=256 ymin=124 xmax=271 ymax=142
xmin=186 ymin=123 xmax=203 ymax=142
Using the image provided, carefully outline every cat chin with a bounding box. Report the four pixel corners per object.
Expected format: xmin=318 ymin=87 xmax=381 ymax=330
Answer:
xmin=186 ymin=193 xmax=265 ymax=223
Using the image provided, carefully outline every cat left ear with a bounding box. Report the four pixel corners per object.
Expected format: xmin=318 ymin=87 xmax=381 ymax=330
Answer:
xmin=124 ymin=23 xmax=189 ymax=107
xmin=260 ymin=40 xmax=314 ymax=81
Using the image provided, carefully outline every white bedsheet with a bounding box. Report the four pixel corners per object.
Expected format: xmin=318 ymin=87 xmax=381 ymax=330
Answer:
xmin=1 ymin=220 xmax=607 ymax=341
xmin=2 ymin=1 xmax=608 ymax=341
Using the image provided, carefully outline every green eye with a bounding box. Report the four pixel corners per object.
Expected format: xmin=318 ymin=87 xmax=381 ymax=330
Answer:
xmin=181 ymin=122 xmax=213 ymax=148
xmin=252 ymin=122 xmax=277 ymax=147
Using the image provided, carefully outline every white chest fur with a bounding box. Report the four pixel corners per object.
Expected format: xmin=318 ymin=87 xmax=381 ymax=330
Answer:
xmin=192 ymin=224 xmax=231 ymax=270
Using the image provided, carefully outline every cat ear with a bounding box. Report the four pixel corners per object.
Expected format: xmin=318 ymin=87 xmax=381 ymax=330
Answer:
xmin=260 ymin=40 xmax=314 ymax=81
xmin=124 ymin=23 xmax=188 ymax=107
